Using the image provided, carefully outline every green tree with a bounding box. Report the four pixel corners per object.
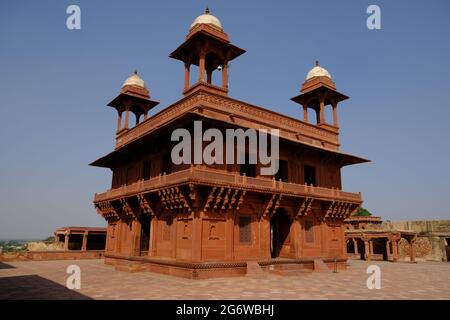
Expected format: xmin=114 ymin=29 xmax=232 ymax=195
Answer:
xmin=355 ymin=207 xmax=372 ymax=216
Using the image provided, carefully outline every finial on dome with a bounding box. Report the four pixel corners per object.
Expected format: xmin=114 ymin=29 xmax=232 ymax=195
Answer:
xmin=189 ymin=7 xmax=223 ymax=31
xmin=315 ymin=60 xmax=319 ymax=67
xmin=134 ymin=69 xmax=138 ymax=75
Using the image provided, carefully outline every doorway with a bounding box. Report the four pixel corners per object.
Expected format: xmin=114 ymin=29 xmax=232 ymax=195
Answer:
xmin=270 ymin=208 xmax=293 ymax=258
xmin=139 ymin=215 xmax=151 ymax=256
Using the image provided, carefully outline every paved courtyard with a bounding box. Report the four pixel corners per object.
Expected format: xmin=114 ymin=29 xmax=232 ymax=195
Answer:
xmin=0 ymin=259 xmax=449 ymax=299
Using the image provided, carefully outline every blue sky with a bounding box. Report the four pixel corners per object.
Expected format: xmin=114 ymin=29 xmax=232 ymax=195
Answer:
xmin=0 ymin=0 xmax=449 ymax=239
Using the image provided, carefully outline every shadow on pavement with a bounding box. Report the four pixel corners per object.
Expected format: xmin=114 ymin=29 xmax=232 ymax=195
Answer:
xmin=0 ymin=262 xmax=16 ymax=269
xmin=0 ymin=275 xmax=92 ymax=300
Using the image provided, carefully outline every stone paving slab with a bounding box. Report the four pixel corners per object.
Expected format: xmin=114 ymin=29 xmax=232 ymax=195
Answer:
xmin=0 ymin=259 xmax=449 ymax=299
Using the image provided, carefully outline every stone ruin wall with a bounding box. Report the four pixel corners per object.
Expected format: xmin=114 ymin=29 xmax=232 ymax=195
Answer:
xmin=390 ymin=220 xmax=450 ymax=262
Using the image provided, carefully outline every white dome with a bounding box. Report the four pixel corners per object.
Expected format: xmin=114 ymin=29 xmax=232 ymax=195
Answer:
xmin=190 ymin=8 xmax=223 ymax=31
xmin=122 ymin=71 xmax=146 ymax=88
xmin=306 ymin=62 xmax=332 ymax=80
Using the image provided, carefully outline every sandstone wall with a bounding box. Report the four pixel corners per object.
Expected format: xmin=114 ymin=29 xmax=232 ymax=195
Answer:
xmin=390 ymin=220 xmax=450 ymax=262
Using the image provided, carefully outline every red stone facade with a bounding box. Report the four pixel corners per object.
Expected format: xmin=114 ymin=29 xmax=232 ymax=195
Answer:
xmin=91 ymin=10 xmax=368 ymax=278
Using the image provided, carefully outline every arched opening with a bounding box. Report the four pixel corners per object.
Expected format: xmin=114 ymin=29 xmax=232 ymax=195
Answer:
xmin=270 ymin=208 xmax=293 ymax=258
xmin=325 ymin=105 xmax=333 ymax=124
xmin=346 ymin=239 xmax=355 ymax=254
xmin=356 ymin=239 xmax=365 ymax=260
xmin=205 ymin=52 xmax=223 ymax=86
xmin=372 ymin=238 xmax=388 ymax=261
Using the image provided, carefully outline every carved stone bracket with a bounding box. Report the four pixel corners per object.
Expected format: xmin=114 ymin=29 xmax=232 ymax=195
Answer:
xmin=204 ymin=187 xmax=246 ymax=214
xmin=261 ymin=193 xmax=283 ymax=219
xmin=296 ymin=197 xmax=313 ymax=219
xmin=158 ymin=187 xmax=192 ymax=214
xmin=95 ymin=201 xmax=118 ymax=221
xmin=137 ymin=193 xmax=155 ymax=216
xmin=323 ymin=201 xmax=357 ymax=221
xmin=119 ymin=197 xmax=134 ymax=219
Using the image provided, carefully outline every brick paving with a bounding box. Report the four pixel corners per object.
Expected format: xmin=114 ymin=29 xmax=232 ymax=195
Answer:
xmin=0 ymin=259 xmax=449 ymax=299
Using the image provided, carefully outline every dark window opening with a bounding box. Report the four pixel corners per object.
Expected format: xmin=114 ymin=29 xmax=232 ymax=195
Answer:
xmin=68 ymin=234 xmax=83 ymax=250
xmin=240 ymin=153 xmax=257 ymax=177
xmin=305 ymin=220 xmax=314 ymax=243
xmin=275 ymin=160 xmax=289 ymax=182
xmin=86 ymin=234 xmax=106 ymax=250
xmin=143 ymin=160 xmax=151 ymax=180
xmin=304 ymin=165 xmax=316 ymax=186
xmin=239 ymin=216 xmax=252 ymax=244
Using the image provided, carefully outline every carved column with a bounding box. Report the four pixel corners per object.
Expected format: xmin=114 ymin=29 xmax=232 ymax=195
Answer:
xmin=81 ymin=231 xmax=88 ymax=251
xmin=392 ymin=240 xmax=399 ymax=261
xmin=184 ymin=62 xmax=190 ymax=91
xmin=131 ymin=219 xmax=141 ymax=256
xmin=353 ymin=238 xmax=358 ymax=254
xmin=319 ymin=98 xmax=325 ymax=124
xmin=303 ymin=105 xmax=308 ymax=123
xmin=364 ymin=240 xmax=370 ymax=261
xmin=385 ymin=240 xmax=391 ymax=261
xmin=124 ymin=106 xmax=130 ymax=129
xmin=148 ymin=215 xmax=158 ymax=257
xmin=332 ymin=102 xmax=339 ymax=127
xmin=199 ymin=52 xmax=206 ymax=82
xmin=117 ymin=111 xmax=122 ymax=132
xmin=64 ymin=233 xmax=69 ymax=251
xmin=115 ymin=220 xmax=122 ymax=254
xmin=222 ymin=63 xmax=228 ymax=90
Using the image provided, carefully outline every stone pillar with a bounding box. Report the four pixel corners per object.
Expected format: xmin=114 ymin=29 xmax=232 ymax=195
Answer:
xmin=148 ymin=215 xmax=157 ymax=257
xmin=117 ymin=111 xmax=122 ymax=132
xmin=64 ymin=233 xmax=69 ymax=251
xmin=199 ymin=52 xmax=206 ymax=82
xmin=143 ymin=110 xmax=148 ymax=120
xmin=222 ymin=63 xmax=228 ymax=90
xmin=369 ymin=240 xmax=374 ymax=255
xmin=124 ymin=106 xmax=130 ymax=129
xmin=332 ymin=102 xmax=339 ymax=127
xmin=364 ymin=240 xmax=370 ymax=261
xmin=131 ymin=219 xmax=141 ymax=256
xmin=81 ymin=232 xmax=88 ymax=251
xmin=385 ymin=240 xmax=391 ymax=261
xmin=184 ymin=62 xmax=190 ymax=91
xmin=353 ymin=239 xmax=358 ymax=254
xmin=392 ymin=240 xmax=399 ymax=262
xmin=319 ymin=98 xmax=325 ymax=124
xmin=303 ymin=105 xmax=308 ymax=123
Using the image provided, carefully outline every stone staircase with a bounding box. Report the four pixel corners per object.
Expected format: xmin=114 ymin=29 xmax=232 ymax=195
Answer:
xmin=266 ymin=263 xmax=313 ymax=276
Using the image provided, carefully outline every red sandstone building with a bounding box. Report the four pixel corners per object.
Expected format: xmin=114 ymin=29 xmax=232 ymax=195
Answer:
xmin=91 ymin=9 xmax=369 ymax=278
